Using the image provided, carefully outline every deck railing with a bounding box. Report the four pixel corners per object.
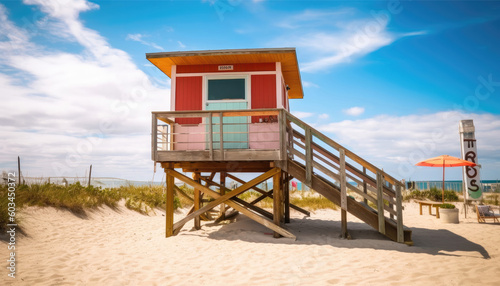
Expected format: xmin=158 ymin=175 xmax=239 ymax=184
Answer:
xmin=152 ymin=109 xmax=285 ymax=162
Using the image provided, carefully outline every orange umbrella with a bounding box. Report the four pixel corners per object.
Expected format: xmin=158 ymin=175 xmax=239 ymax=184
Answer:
xmin=415 ymin=155 xmax=476 ymax=203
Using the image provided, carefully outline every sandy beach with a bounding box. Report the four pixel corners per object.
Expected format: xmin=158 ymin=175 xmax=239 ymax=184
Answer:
xmin=1 ymin=201 xmax=499 ymax=285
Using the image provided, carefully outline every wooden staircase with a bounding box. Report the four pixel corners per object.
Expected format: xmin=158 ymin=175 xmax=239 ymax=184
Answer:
xmin=283 ymin=111 xmax=412 ymax=244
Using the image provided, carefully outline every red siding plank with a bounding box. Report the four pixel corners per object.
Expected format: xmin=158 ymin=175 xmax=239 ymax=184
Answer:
xmin=251 ymin=74 xmax=277 ymax=123
xmin=177 ymin=63 xmax=276 ymax=74
xmin=175 ymin=76 xmax=203 ymax=124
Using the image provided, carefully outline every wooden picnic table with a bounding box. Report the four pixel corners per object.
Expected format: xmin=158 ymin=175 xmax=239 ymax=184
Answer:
xmin=417 ymin=200 xmax=441 ymax=219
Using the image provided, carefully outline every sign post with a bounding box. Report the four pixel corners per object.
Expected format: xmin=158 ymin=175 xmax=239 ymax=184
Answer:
xmin=459 ymin=120 xmax=482 ymax=217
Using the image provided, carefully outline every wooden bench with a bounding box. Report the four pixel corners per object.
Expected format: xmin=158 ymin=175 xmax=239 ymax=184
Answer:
xmin=417 ymin=200 xmax=441 ymax=219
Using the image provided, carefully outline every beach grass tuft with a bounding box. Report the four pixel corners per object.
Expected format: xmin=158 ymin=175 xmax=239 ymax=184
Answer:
xmin=0 ymin=182 xmax=181 ymax=231
xmin=403 ymin=187 xmax=459 ymax=202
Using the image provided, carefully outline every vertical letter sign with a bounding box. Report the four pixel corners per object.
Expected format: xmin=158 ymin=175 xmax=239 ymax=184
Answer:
xmin=459 ymin=120 xmax=482 ymax=200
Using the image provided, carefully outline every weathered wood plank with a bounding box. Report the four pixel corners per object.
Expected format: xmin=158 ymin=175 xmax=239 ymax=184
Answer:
xmin=284 ymin=172 xmax=290 ymax=223
xmin=340 ymin=148 xmax=347 ymax=211
xmin=165 ymin=170 xmax=174 ymax=237
xmin=157 ymin=150 xmax=281 ymax=162
xmin=396 ymin=184 xmax=404 ymax=243
xmin=152 ymin=114 xmax=157 ymax=161
xmin=305 ymin=127 xmax=313 ymax=186
xmin=194 ymin=172 xmax=201 ymax=230
xmin=341 ymin=209 xmax=349 ymax=239
xmin=273 ymin=170 xmax=282 ymax=238
xmin=175 ymin=161 xmax=273 ymax=173
xmin=363 ymin=167 xmax=368 ymax=205
xmin=219 ymin=171 xmax=226 ymax=220
xmin=221 ymin=110 xmax=279 ymax=117
xmin=376 ymin=171 xmax=386 ymax=235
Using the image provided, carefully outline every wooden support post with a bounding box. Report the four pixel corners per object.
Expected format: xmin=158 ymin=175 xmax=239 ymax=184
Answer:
xmin=219 ymin=171 xmax=226 ymax=221
xmin=165 ymin=168 xmax=175 ymax=237
xmin=363 ymin=167 xmax=368 ymax=205
xmin=284 ymin=172 xmax=290 ymax=223
xmin=194 ymin=172 xmax=201 ymax=230
xmin=376 ymin=171 xmax=386 ymax=235
xmin=341 ymin=209 xmax=348 ymax=239
xmin=151 ymin=114 xmax=157 ymax=161
xmin=169 ymin=122 xmax=174 ymax=151
xmin=279 ymin=110 xmax=288 ymax=168
xmin=273 ymin=170 xmax=283 ymax=238
xmin=339 ymin=149 xmax=348 ymax=239
xmin=396 ymin=184 xmax=404 ymax=243
xmin=305 ymin=127 xmax=313 ymax=186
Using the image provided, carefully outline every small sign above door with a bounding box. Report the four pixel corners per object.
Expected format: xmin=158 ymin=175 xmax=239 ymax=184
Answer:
xmin=218 ymin=65 xmax=233 ymax=71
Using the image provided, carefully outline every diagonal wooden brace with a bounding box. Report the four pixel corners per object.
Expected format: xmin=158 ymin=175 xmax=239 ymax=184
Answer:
xmin=167 ymin=168 xmax=296 ymax=239
xmin=228 ymin=173 xmax=310 ymax=217
xmin=201 ymin=178 xmax=274 ymax=220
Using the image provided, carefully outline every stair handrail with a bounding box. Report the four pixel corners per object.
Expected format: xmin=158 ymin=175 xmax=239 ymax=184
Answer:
xmin=284 ymin=111 xmax=404 ymax=188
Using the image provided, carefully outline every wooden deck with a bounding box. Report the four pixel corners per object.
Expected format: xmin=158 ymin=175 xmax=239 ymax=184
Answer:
xmin=153 ymin=108 xmax=412 ymax=244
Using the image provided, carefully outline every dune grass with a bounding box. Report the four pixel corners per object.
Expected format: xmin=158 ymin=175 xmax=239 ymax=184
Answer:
xmin=0 ymin=182 xmax=345 ymax=231
xmin=0 ymin=182 xmax=181 ymax=231
xmin=403 ymin=187 xmax=459 ymax=202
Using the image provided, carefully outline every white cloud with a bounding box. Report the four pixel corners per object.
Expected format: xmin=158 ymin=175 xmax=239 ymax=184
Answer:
xmin=343 ymin=106 xmax=365 ymax=116
xmin=126 ymin=33 xmax=164 ymax=50
xmin=318 ymin=113 xmax=329 ymax=120
xmin=274 ymin=8 xmax=423 ymax=72
xmin=315 ymin=111 xmax=500 ymax=180
xmin=177 ymin=40 xmax=186 ymax=48
xmin=302 ymin=81 xmax=319 ymax=88
xmin=292 ymin=111 xmax=314 ymax=119
xmin=0 ymin=1 xmax=169 ymax=180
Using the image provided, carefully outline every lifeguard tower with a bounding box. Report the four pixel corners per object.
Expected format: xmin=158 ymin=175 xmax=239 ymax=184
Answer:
xmin=147 ymin=48 xmax=412 ymax=243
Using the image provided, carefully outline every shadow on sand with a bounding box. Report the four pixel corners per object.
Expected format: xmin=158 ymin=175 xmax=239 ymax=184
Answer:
xmin=193 ymin=215 xmax=491 ymax=259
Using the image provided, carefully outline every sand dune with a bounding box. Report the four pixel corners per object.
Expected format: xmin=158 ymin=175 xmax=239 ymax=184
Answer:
xmin=1 ymin=201 xmax=499 ymax=285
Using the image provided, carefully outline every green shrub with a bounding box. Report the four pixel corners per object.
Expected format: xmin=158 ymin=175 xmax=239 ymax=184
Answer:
xmin=439 ymin=203 xmax=456 ymax=209
xmin=403 ymin=187 xmax=459 ymax=202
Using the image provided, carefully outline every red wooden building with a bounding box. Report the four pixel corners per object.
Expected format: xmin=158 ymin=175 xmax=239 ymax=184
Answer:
xmin=147 ymin=48 xmax=303 ymax=152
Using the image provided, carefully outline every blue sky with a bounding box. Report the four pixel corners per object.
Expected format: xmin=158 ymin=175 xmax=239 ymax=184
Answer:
xmin=0 ymin=0 xmax=499 ymax=182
